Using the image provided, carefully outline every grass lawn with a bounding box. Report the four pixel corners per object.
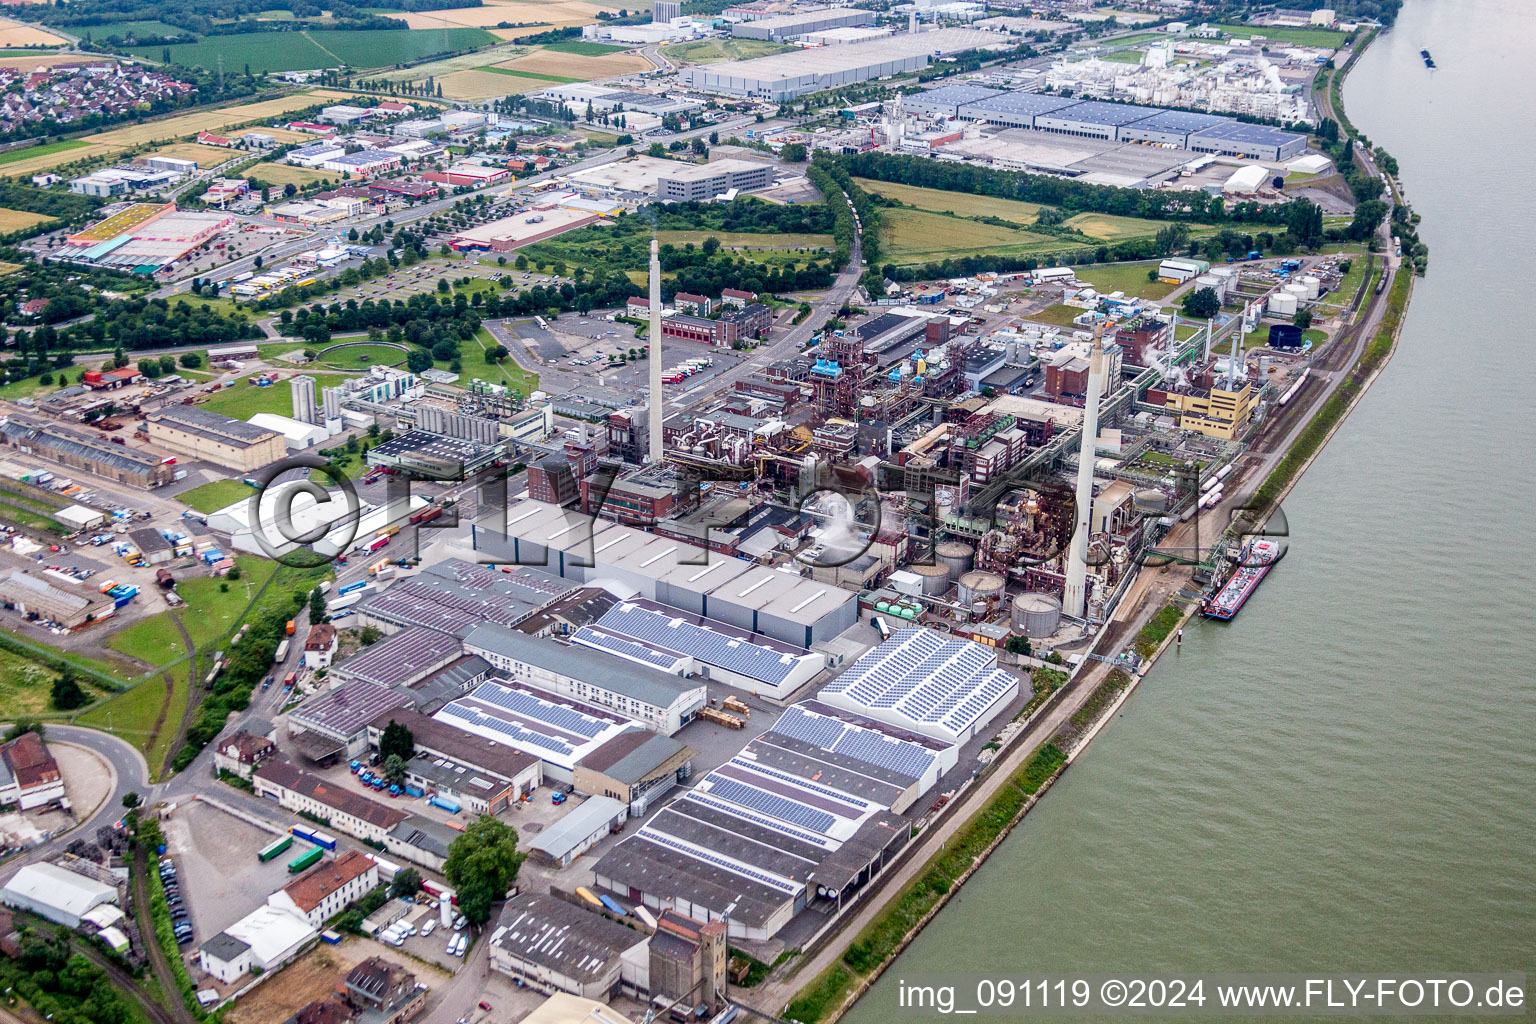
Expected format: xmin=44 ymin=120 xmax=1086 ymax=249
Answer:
xmin=855 ymin=178 xmax=1045 ymax=223
xmin=881 ymin=208 xmax=1058 ymax=264
xmin=196 ymin=372 xmax=349 ymax=420
xmin=1027 ymin=304 xmax=1086 ymax=328
xmin=78 ymin=677 xmax=169 ymax=756
xmin=108 ymin=612 xmax=190 ymax=668
xmin=256 ymin=340 xmax=311 ymax=361
xmin=541 ymin=39 xmax=628 ymax=55
xmin=1174 ymin=322 xmax=1202 ymax=341
xmin=0 ymin=366 xmax=75 ymax=401
xmin=1099 ymin=49 xmax=1146 ymax=63
xmin=1073 ymin=261 xmax=1179 ymax=300
xmin=0 ymin=139 xmax=88 ymax=167
xmin=0 ymin=648 xmax=64 ymax=716
xmin=470 ymin=327 xmax=538 ymax=396
xmin=175 ymin=556 xmax=276 ymax=650
xmin=1214 ymin=22 xmax=1347 ymax=47
xmin=1302 ymin=327 xmax=1328 ymax=347
xmin=178 ymin=478 xmax=256 ymax=514
xmin=318 ymin=342 xmax=407 ymax=369
xmin=1063 ymin=211 xmax=1189 ymax=242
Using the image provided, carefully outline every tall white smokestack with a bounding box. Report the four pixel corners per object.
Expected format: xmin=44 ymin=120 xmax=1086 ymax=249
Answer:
xmin=1064 ymin=324 xmax=1107 ymax=619
xmin=648 ymin=238 xmax=663 ymax=463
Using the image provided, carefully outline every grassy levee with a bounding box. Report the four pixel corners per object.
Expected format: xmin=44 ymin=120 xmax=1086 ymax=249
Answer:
xmin=784 ymin=743 xmax=1068 ymax=1024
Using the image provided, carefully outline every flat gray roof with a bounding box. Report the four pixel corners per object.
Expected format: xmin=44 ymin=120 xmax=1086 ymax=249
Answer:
xmin=291 ymin=680 xmax=413 ymax=737
xmin=492 ymin=893 xmax=643 ymax=982
xmin=464 ymin=625 xmax=698 ymax=710
xmin=1044 ymin=100 xmax=1163 ymax=126
xmin=1124 ymin=109 xmax=1230 ymax=133
xmin=1190 ymin=120 xmax=1308 ymax=145
xmin=906 ymin=82 xmax=1005 ymax=106
xmin=960 ymin=91 xmax=1080 ymax=117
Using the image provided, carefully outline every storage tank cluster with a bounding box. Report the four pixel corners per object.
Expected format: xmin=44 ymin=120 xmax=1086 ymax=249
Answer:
xmin=1267 ymin=291 xmax=1299 ymax=317
xmin=874 ymin=598 xmax=922 ymax=621
xmin=1011 ymin=592 xmax=1063 ymax=638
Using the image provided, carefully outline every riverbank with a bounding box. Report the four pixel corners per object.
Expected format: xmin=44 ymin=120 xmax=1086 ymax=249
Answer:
xmin=764 ymin=26 xmax=1417 ymax=1024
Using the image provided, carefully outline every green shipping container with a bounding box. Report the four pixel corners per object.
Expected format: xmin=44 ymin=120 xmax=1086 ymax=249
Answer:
xmin=288 ymin=846 xmax=324 ymax=873
xmin=258 ymin=835 xmax=294 ymax=862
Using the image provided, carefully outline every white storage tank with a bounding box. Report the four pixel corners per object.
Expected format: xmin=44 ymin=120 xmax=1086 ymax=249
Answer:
xmin=1012 ymin=592 xmax=1063 ymax=638
xmin=1300 ymin=275 xmax=1321 ymax=300
xmin=1283 ymin=282 xmax=1309 ymax=303
xmin=1268 ymin=292 xmax=1298 ymax=316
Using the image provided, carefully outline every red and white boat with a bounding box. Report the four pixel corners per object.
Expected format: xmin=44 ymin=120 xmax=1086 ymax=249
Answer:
xmin=1203 ymin=538 xmax=1281 ymax=620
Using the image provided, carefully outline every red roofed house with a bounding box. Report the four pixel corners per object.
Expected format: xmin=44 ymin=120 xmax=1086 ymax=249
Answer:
xmin=304 ymin=622 xmax=339 ymax=669
xmin=82 ymin=367 xmax=145 ymax=390
xmin=721 ymin=288 xmax=758 ymax=308
xmin=197 ymin=131 xmax=234 ymax=147
xmin=266 ymin=849 xmax=378 ymax=927
xmin=0 ymin=731 xmax=65 ymax=811
xmin=626 ymin=297 xmax=651 ymax=315
xmin=672 ymin=292 xmax=712 ymax=315
xmin=17 ymin=299 xmax=48 ymax=319
xmin=212 ymin=729 xmax=277 ymax=780
xmin=288 ymin=122 xmax=338 ymax=136
xmin=253 ymin=761 xmax=407 ymax=843
xmin=374 ymin=101 xmax=415 ymax=115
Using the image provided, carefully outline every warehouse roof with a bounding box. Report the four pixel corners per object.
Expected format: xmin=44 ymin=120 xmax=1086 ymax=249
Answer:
xmin=0 ymin=417 xmax=166 ymax=475
xmin=290 ymin=679 xmax=414 ymax=736
xmin=1123 ymin=108 xmax=1230 ymax=133
xmin=1041 ymin=100 xmax=1163 ymax=126
xmin=578 ymin=729 xmax=693 ymax=785
xmin=958 ymin=91 xmax=1079 ymax=118
xmin=464 ymin=625 xmax=698 ymax=710
xmin=526 ymin=795 xmax=626 ymax=860
xmin=147 ymin=404 xmax=280 ymax=446
xmin=200 ymin=932 xmax=251 ymax=962
xmin=254 ymin=762 xmax=408 ymax=830
xmin=0 ymin=863 xmax=115 ymax=919
xmin=433 ymin=678 xmax=634 ymax=767
xmin=590 ymin=599 xmax=818 ymax=687
xmin=491 ymin=893 xmax=644 ymax=983
xmin=906 ymin=81 xmax=1006 ymax=107
xmin=1190 ymin=120 xmax=1308 ymax=146
xmin=330 ymin=626 xmax=462 ymax=687
xmin=691 ymin=28 xmax=1003 ymax=79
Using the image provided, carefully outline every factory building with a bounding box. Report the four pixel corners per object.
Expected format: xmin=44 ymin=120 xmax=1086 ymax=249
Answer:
xmin=489 ymin=893 xmax=649 ymax=1000
xmin=0 ymin=570 xmax=114 ymax=628
xmin=353 ymin=559 xmax=575 ymax=638
xmin=463 ymin=625 xmax=707 ymax=735
xmin=1116 ymin=108 xmax=1230 ymax=146
xmin=366 ymin=709 xmax=543 ymax=813
xmin=1031 ymin=100 xmax=1165 ymax=141
xmin=592 ymin=706 xmax=932 ymax=940
xmin=681 ymin=29 xmax=1004 ymax=102
xmin=472 ymin=500 xmax=860 ymax=647
xmin=655 ymin=159 xmax=774 ymax=201
xmin=364 ymin=430 xmax=503 ymax=479
xmin=732 ymin=8 xmax=872 ymax=41
xmin=327 ymin=626 xmax=464 ymax=689
xmin=0 ymin=863 xmax=116 ymax=928
xmin=286 ymin=679 xmax=414 ymax=758
xmin=574 ymin=729 xmax=695 ymax=816
xmin=817 ymin=626 xmax=1019 ymax=745
xmin=956 ymin=90 xmax=1079 ymax=128
xmin=431 ymin=678 xmax=647 ymax=784
xmin=144 ymin=406 xmax=286 ymax=472
xmin=253 ymin=761 xmax=408 ymax=843
xmin=1187 ymin=120 xmax=1309 ymax=161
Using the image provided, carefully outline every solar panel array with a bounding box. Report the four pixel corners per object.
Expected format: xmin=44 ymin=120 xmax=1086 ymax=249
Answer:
xmin=436 ymin=702 xmax=574 ymax=756
xmin=329 ymin=625 xmax=461 ymax=686
xmin=596 ymin=601 xmax=806 ymax=685
xmin=570 ymin=626 xmax=684 ymax=671
xmin=770 ymin=704 xmax=938 ymax=784
xmin=700 ymin=775 xmax=838 ymax=834
xmin=463 ymin=681 xmax=608 ymax=738
xmin=634 ymin=823 xmax=804 ymax=896
xmin=819 ymin=627 xmax=1017 ymax=741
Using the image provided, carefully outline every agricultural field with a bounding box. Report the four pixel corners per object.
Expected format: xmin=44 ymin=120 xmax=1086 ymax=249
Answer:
xmin=854 ymin=178 xmax=1045 ymax=223
xmin=144 ymin=141 xmax=242 ymax=167
xmin=244 ymin=161 xmax=333 ymax=187
xmin=0 ymin=207 xmax=56 ymax=233
xmin=655 ymin=229 xmax=834 ymax=250
xmin=0 ymin=53 xmax=111 ymax=70
xmin=1063 ymin=211 xmax=1186 ymax=242
xmin=0 ymin=139 xmax=89 ymax=167
xmin=389 ymin=0 xmax=625 ymax=32
xmin=493 ymin=46 xmax=650 ymax=79
xmin=661 ymin=37 xmax=791 ymax=64
xmin=438 ymin=68 xmax=545 ymax=100
xmin=879 ymin=208 xmax=1061 ymax=264
xmin=1214 ymin=22 xmax=1347 ymax=47
xmin=1072 ymin=260 xmax=1178 ymax=300
xmin=0 ymin=18 xmax=67 ymax=47
xmin=542 ymin=39 xmax=628 ymax=55
xmin=133 ymin=29 xmax=497 ymax=73
xmin=75 ymin=21 xmax=188 ymax=40
xmin=0 ymin=142 xmax=120 ymax=178
xmin=85 ymin=90 xmax=353 ymax=147
xmin=481 ymin=64 xmax=578 ymax=83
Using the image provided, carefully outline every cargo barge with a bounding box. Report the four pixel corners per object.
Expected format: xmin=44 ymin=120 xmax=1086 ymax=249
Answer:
xmin=1203 ymin=538 xmax=1281 ymax=620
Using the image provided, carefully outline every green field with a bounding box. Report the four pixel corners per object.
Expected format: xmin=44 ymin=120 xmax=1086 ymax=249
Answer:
xmin=78 ymin=677 xmax=171 ymax=756
xmin=1026 ymin=304 xmax=1088 ymax=328
xmin=177 ymin=477 xmax=255 ymax=514
xmin=175 ymin=556 xmax=276 ymax=650
xmin=108 ymin=613 xmax=190 ymax=668
xmin=133 ymin=27 xmax=498 ymax=72
xmin=318 ymin=342 xmax=408 ymax=369
xmin=480 ymin=65 xmax=580 ymax=84
xmin=470 ymin=327 xmax=538 ymax=396
xmin=1099 ymin=49 xmax=1146 ymax=63
xmin=1215 ymin=22 xmax=1347 ymax=47
xmin=661 ymin=37 xmax=792 ymax=64
xmin=855 ymin=178 xmax=1046 ymax=223
xmin=77 ymin=21 xmax=189 ymax=40
xmin=541 ymin=39 xmax=629 ymax=56
xmin=0 ymin=648 xmax=65 ymax=716
xmin=881 ymin=208 xmax=1061 ymax=264
xmin=1072 ymin=261 xmax=1179 ymax=300
xmin=195 ymin=371 xmax=348 ymax=420
xmin=0 ymin=140 xmax=89 ymax=168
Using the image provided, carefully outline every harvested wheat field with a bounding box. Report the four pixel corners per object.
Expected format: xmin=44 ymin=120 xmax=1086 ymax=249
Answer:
xmin=0 ymin=52 xmax=107 ymax=70
xmin=0 ymin=143 xmax=121 ymax=177
xmin=495 ymin=47 xmax=648 ymax=78
xmin=0 ymin=207 xmax=55 ymax=233
xmin=144 ymin=141 xmax=240 ymax=166
xmin=489 ymin=24 xmax=553 ymax=38
xmin=438 ymin=68 xmax=545 ymax=100
xmin=0 ymin=18 xmax=67 ymax=46
xmin=393 ymin=0 xmax=616 ymax=30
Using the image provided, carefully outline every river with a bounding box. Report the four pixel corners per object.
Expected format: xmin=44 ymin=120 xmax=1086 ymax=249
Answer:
xmin=842 ymin=2 xmax=1536 ymax=1016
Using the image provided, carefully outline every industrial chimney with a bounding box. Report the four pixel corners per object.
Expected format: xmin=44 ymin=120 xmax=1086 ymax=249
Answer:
xmin=1064 ymin=323 xmax=1107 ymax=619
xmin=648 ymin=238 xmax=663 ymax=463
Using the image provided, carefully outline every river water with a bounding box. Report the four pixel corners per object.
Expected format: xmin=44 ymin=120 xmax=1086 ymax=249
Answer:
xmin=843 ymin=2 xmax=1536 ymax=1015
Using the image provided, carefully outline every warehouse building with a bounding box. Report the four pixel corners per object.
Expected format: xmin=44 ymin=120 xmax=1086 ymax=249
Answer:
xmin=253 ymin=761 xmax=408 ymax=842
xmin=489 ymin=893 xmax=649 ymax=999
xmin=367 ymin=708 xmax=543 ymax=813
xmin=0 ymin=731 xmax=65 ymax=810
xmin=1188 ymin=120 xmax=1309 ymax=161
xmin=592 ymin=718 xmax=918 ymax=941
xmin=449 ymin=207 xmax=600 ymax=252
xmin=432 ymin=678 xmax=644 ymax=784
xmin=145 ymin=406 xmax=286 ymax=472
xmin=1032 ymin=100 xmax=1164 ymax=140
xmin=327 ymin=626 xmax=465 ymax=690
xmin=1117 ymin=108 xmax=1230 ymax=146
xmin=199 ymin=906 xmax=317 ymax=984
xmin=0 ymin=415 xmax=175 ymax=489
xmin=816 ymin=626 xmax=1018 ymax=744
xmin=574 ymin=729 xmax=695 ymax=816
xmin=472 ymin=500 xmax=860 ymax=647
xmin=287 ymin=679 xmax=415 ymax=758
xmin=956 ymin=90 xmax=1079 ymax=128
xmin=732 ymin=8 xmax=872 ymax=41
xmin=526 ymin=795 xmax=628 ymax=867
xmin=0 ymin=571 xmax=113 ymax=628
xmin=0 ymin=862 xmax=117 ymax=927
xmin=464 ymin=626 xmax=707 ymax=734
xmin=267 ymin=849 xmax=379 ymax=928
xmin=655 ymin=159 xmax=774 ymax=202
xmin=681 ymin=29 xmax=1004 ymax=102
xmin=902 ymin=81 xmax=1003 ymax=119
xmin=355 ymin=559 xmax=575 ymax=638
xmin=364 ymin=430 xmax=503 ymax=480
xmin=577 ymin=599 xmax=824 ymax=699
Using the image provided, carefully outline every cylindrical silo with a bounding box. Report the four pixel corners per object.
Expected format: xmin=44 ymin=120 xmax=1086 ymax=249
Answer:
xmin=1012 ymin=592 xmax=1063 ymax=637
xmin=910 ymin=563 xmax=949 ymax=595
xmin=1268 ymin=292 xmax=1298 ymax=317
xmin=935 ymin=541 xmax=974 ymax=579
xmin=956 ymin=571 xmax=1005 ymax=613
xmin=1300 ymin=275 xmax=1321 ymax=300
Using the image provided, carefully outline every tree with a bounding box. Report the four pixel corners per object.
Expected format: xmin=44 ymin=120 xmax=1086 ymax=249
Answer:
xmin=1181 ymin=286 xmax=1221 ymax=320
xmin=5 ymin=719 xmax=44 ymax=741
xmin=1346 ymin=199 xmax=1389 ymax=241
xmin=51 ymin=668 xmax=89 ymax=711
xmin=379 ymin=718 xmax=414 ymax=762
xmin=779 ymin=142 xmax=807 ymax=162
xmin=1293 ymin=308 xmax=1314 ymax=330
xmin=180 ymin=352 xmax=202 ymax=369
xmin=308 ymin=586 xmax=326 ymax=622
xmin=444 ymin=816 xmax=524 ymax=925
xmin=359 ymin=625 xmax=382 ymax=646
xmin=383 ymin=753 xmax=407 ymax=786
xmin=390 ymin=868 xmax=422 ymax=898
xmin=122 ymin=791 xmax=141 ymax=809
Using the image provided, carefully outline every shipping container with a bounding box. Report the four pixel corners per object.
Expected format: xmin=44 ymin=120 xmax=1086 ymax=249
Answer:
xmin=409 ymin=506 xmax=443 ymax=526
xmin=287 ymin=846 xmax=324 ymax=873
xmin=337 ymin=580 xmax=370 ymax=595
xmin=285 ymin=620 xmax=296 ymax=636
xmin=428 ymin=795 xmax=461 ymax=814
xmin=290 ymin=825 xmax=337 ymax=850
xmin=274 ymin=639 xmax=290 ymax=662
xmin=257 ymin=835 xmax=294 ymax=862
